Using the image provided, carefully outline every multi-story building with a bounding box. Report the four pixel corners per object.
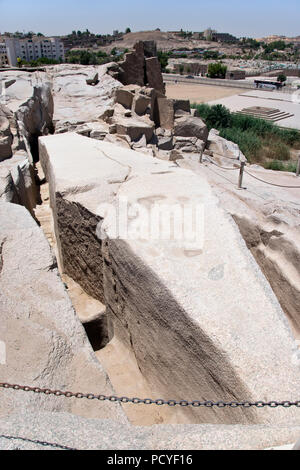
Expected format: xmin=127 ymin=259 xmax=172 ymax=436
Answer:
xmin=0 ymin=37 xmax=65 ymax=66
xmin=0 ymin=42 xmax=8 ymax=66
xmin=0 ymin=53 xmax=8 ymax=67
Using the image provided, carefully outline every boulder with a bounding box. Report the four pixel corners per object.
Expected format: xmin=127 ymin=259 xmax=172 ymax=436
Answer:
xmin=132 ymin=94 xmax=151 ymax=115
xmin=208 ymin=129 xmax=247 ymax=162
xmin=39 ymin=133 xmax=300 ymax=427
xmin=173 ymin=100 xmax=191 ymax=114
xmin=86 ymin=73 xmax=99 ymax=86
xmin=157 ymin=136 xmax=173 ymax=151
xmin=115 ymin=88 xmax=134 ymax=109
xmin=157 ymin=98 xmax=174 ymax=130
xmin=131 ymin=134 xmax=147 ymax=150
xmin=174 ymin=116 xmax=208 ymax=142
xmin=114 ymin=116 xmax=154 ymax=143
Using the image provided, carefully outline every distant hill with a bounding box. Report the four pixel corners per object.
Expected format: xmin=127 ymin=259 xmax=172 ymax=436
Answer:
xmin=99 ymin=30 xmax=219 ymax=52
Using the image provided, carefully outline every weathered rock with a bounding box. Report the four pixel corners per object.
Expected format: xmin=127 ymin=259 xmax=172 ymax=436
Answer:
xmin=0 ymin=71 xmax=54 ymax=162
xmin=131 ymin=134 xmax=147 ymax=150
xmin=115 ymin=88 xmax=134 ymax=109
xmin=86 ymin=73 xmax=99 ymax=86
xmin=169 ymin=149 xmax=184 ymax=162
xmin=143 ymin=40 xmax=158 ymax=58
xmin=39 ymin=133 xmax=300 ymax=426
xmin=46 ymin=63 xmax=121 ymax=131
xmin=157 ymin=136 xmax=173 ymax=151
xmin=145 ymin=57 xmax=165 ymax=93
xmin=118 ymin=42 xmax=145 ymax=87
xmin=132 ymin=93 xmax=151 ymax=115
xmin=1 ymin=410 xmax=300 ymax=450
xmin=117 ymin=42 xmax=165 ymax=94
xmin=157 ymin=98 xmax=174 ymax=129
xmin=109 ymin=124 xmax=117 ymax=134
xmin=114 ymin=116 xmax=154 ymax=143
xmin=104 ymin=133 xmax=131 ymax=149
xmin=208 ymin=129 xmax=247 ymax=162
xmin=173 ymin=99 xmax=191 ymax=114
xmin=0 ymin=106 xmax=13 ymax=160
xmin=0 ymin=154 xmax=37 ymax=215
xmin=0 ymin=201 xmax=126 ymax=423
xmin=174 ymin=115 xmax=208 ymax=142
xmin=191 ymin=108 xmax=200 ymax=118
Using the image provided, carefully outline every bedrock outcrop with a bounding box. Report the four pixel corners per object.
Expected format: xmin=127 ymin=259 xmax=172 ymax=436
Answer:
xmin=39 ymin=132 xmax=300 ymax=426
xmin=0 ymin=201 xmax=126 ymax=423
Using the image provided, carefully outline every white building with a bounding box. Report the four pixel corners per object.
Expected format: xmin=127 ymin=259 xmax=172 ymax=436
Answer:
xmin=0 ymin=37 xmax=65 ymax=66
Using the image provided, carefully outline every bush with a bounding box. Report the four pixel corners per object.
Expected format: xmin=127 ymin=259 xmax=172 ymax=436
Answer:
xmin=191 ymin=103 xmax=211 ymax=120
xmin=263 ymin=140 xmax=290 ymax=161
xmin=205 ymin=104 xmax=232 ymax=129
xmin=264 ymin=160 xmax=296 ymax=172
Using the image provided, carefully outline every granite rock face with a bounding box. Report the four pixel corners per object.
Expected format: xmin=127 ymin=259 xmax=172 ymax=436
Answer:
xmin=0 ymin=410 xmax=300 ymax=450
xmin=0 ymin=153 xmax=37 ymax=215
xmin=117 ymin=41 xmax=165 ymax=93
xmin=39 ymin=133 xmax=300 ymax=426
xmin=0 ymin=201 xmax=126 ymax=423
xmin=0 ymin=71 xmax=54 ymax=162
xmin=174 ymin=115 xmax=209 ymax=142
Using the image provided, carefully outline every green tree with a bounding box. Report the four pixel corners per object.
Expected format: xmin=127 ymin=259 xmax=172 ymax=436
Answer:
xmin=157 ymin=50 xmax=170 ymax=72
xmin=207 ymin=62 xmax=227 ymax=78
xmin=125 ymin=27 xmax=131 ymax=34
xmin=277 ymin=73 xmax=287 ymax=83
xmin=205 ymin=104 xmax=232 ymax=129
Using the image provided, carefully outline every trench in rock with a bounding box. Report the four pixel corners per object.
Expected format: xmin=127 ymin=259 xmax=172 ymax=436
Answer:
xmin=33 ymin=166 xmax=180 ymax=426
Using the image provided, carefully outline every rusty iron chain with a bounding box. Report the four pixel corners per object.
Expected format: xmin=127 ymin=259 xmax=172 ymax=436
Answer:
xmin=1 ymin=382 xmax=300 ymax=409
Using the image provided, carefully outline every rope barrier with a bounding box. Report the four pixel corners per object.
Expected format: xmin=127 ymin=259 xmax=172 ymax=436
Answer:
xmin=203 ymin=156 xmax=300 ymax=189
xmin=244 ymin=169 xmax=300 ymax=189
xmin=204 ymin=156 xmax=240 ymax=171
xmin=1 ymin=382 xmax=300 ymax=409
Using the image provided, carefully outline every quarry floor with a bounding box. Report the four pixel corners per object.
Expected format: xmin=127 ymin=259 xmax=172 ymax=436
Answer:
xmin=166 ymin=83 xmax=242 ymax=103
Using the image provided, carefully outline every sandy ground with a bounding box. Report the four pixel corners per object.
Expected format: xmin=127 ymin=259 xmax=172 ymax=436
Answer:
xmin=166 ymin=83 xmax=242 ymax=104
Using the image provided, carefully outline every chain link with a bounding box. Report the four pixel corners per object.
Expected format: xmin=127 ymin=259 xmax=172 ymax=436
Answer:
xmin=1 ymin=382 xmax=300 ymax=408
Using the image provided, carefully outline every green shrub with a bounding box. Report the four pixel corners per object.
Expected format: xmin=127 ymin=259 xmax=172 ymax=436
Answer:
xmin=263 ymin=140 xmax=290 ymax=161
xmin=264 ymin=160 xmax=297 ymax=172
xmin=207 ymin=62 xmax=227 ymax=79
xmin=205 ymin=104 xmax=232 ymax=130
xmin=219 ymin=128 xmax=262 ymax=161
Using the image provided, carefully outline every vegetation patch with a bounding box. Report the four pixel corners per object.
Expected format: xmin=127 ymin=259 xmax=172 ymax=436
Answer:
xmin=192 ymin=103 xmax=300 ymax=164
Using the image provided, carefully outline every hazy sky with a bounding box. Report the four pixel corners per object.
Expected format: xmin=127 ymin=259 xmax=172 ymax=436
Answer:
xmin=0 ymin=0 xmax=299 ymax=38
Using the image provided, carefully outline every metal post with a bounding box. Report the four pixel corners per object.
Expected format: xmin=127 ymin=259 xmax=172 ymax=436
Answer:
xmin=199 ymin=151 xmax=203 ymax=164
xmin=238 ymin=162 xmax=245 ymax=189
xmin=296 ymin=156 xmax=300 ymax=177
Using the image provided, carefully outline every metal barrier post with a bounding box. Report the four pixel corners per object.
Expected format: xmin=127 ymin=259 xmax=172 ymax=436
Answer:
xmin=296 ymin=156 xmax=300 ymax=177
xmin=238 ymin=162 xmax=245 ymax=189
